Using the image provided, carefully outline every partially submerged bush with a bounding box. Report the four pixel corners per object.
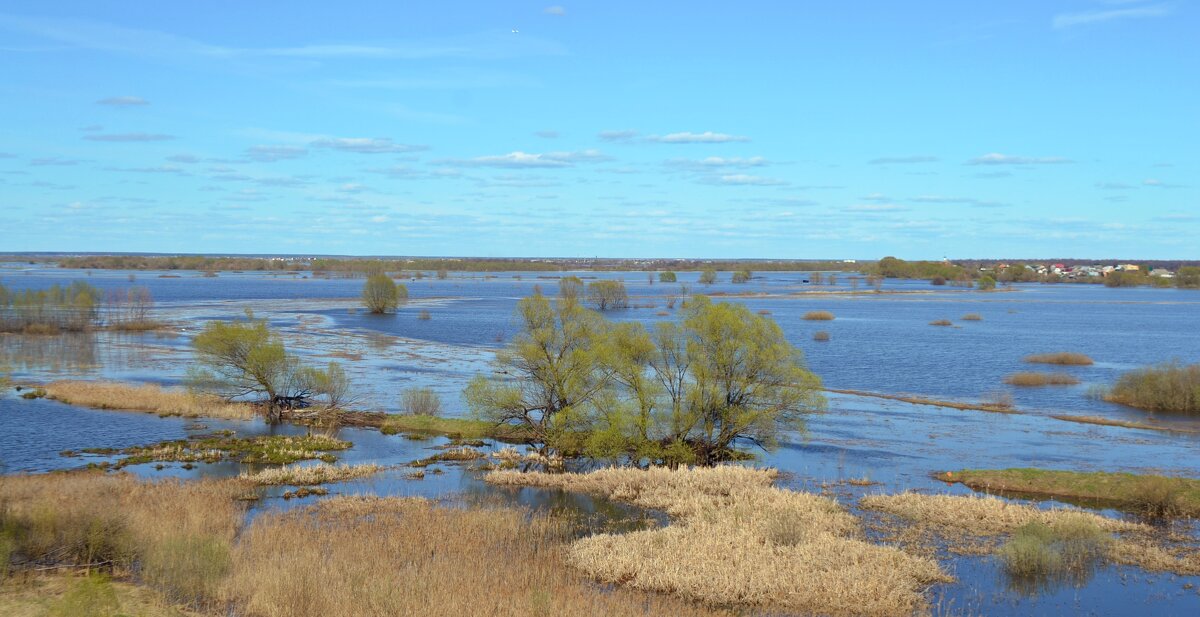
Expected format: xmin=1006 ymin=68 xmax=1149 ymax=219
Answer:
xmin=401 ymin=386 xmax=442 ymax=416
xmin=1005 ymin=373 xmax=1080 ymax=387
xmin=813 ymin=331 xmax=830 ymax=342
xmin=929 ymin=319 xmax=953 ymax=327
xmin=802 ymin=310 xmax=835 ymax=321
xmin=961 ymin=313 xmax=983 ymax=321
xmin=999 ymin=518 xmax=1110 ymax=587
xmin=1103 ymin=362 xmax=1200 ymax=415
xmin=1024 ymin=352 xmax=1094 ymax=366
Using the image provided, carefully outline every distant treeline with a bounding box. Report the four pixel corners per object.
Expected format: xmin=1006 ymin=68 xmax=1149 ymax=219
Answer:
xmin=56 ymin=255 xmax=866 ymax=274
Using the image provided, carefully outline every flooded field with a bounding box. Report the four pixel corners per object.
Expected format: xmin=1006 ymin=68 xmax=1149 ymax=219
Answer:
xmin=2 ymin=264 xmax=1199 ymax=615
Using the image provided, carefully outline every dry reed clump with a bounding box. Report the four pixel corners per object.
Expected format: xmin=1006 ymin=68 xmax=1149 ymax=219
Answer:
xmin=1024 ymin=352 xmax=1094 ymax=366
xmin=239 ymin=463 xmax=385 ymax=486
xmin=802 ymin=310 xmax=835 ymax=321
xmin=961 ymin=313 xmax=983 ymax=321
xmin=222 ymin=496 xmax=729 ymax=617
xmin=813 ymin=330 xmax=831 ymax=342
xmin=486 ymin=466 xmax=950 ymax=617
xmin=42 ymin=380 xmax=255 ymax=421
xmin=0 ymin=472 xmax=246 ymax=609
xmin=1004 ymin=372 xmax=1081 ymax=387
xmin=858 ymin=492 xmax=1200 ymax=576
xmin=929 ymin=319 xmax=953 ymax=327
xmin=1103 ymin=362 xmax=1200 ymax=415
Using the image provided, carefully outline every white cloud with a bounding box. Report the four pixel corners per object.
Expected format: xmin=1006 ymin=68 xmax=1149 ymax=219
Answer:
xmin=1053 ymin=4 xmax=1169 ymax=28
xmin=704 ymin=174 xmax=786 ymax=186
xmin=647 ymin=131 xmax=750 ymax=144
xmin=667 ymin=156 xmax=768 ymax=170
xmin=911 ymin=195 xmax=1005 ymax=207
xmin=246 ymin=145 xmax=308 ymax=162
xmin=967 ymin=153 xmax=1072 ymax=165
xmin=439 ymin=149 xmax=610 ymax=168
xmin=845 ymin=204 xmax=907 ymax=212
xmin=311 ymin=137 xmax=427 ymax=154
xmin=598 ymin=129 xmax=639 ymax=142
xmin=83 ymin=132 xmax=174 ymax=142
xmin=96 ymin=95 xmax=148 ymax=106
xmin=544 ymin=6 xmax=567 ymax=16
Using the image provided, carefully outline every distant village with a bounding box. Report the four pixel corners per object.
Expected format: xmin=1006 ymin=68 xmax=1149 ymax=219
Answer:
xmin=986 ymin=262 xmax=1177 ymax=280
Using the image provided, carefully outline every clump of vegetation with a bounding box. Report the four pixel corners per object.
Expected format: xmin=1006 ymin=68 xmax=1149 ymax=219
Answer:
xmin=417 ymin=310 xmax=432 ymax=320
xmin=813 ymin=331 xmax=830 ymax=342
xmin=0 ymin=281 xmax=102 ymax=333
xmin=961 ymin=313 xmax=983 ymax=321
xmin=586 ymin=279 xmax=629 ymax=310
xmin=929 ymin=319 xmax=953 ymax=327
xmin=1102 ymin=362 xmax=1200 ymax=415
xmin=1024 ymin=352 xmax=1094 ymax=366
xmin=999 ymin=519 xmax=1110 ymax=586
xmin=802 ymin=310 xmax=835 ymax=321
xmin=400 ymin=386 xmax=442 ymax=416
xmin=240 ymin=463 xmax=385 ymax=486
xmin=698 ymin=268 xmax=718 ymax=285
xmin=1004 ymin=373 xmax=1080 ymax=387
xmin=946 ymin=469 xmax=1200 ymax=519
xmin=930 ymin=276 xmax=946 ymax=286
xmin=466 ymin=291 xmax=824 ymax=465
xmin=281 ymin=487 xmax=329 ymax=499
xmin=977 ymin=275 xmax=997 ymax=291
xmin=361 ymin=273 xmax=408 ymax=314
xmin=658 ymin=271 xmax=677 ymax=283
xmin=487 ymin=466 xmax=949 ymax=615
xmin=0 ymin=473 xmax=245 ymax=609
xmin=42 ymin=380 xmax=255 ymax=420
xmin=84 ymin=434 xmax=351 ymax=467
xmin=105 ymin=286 xmax=162 ymax=331
xmin=731 ymin=269 xmax=752 ymax=284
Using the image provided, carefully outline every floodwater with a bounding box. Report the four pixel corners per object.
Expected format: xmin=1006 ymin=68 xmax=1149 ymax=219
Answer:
xmin=2 ymin=264 xmax=1199 ymax=615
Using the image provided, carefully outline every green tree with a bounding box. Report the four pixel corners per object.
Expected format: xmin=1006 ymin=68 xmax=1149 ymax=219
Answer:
xmin=465 ymin=292 xmax=611 ymax=454
xmin=362 ymin=274 xmax=407 ymax=313
xmin=978 ymin=275 xmax=997 ymax=291
xmin=698 ymin=268 xmax=718 ymax=285
xmin=731 ymin=269 xmax=752 ymax=284
xmin=659 ymin=271 xmax=677 ymax=283
xmin=189 ymin=316 xmax=309 ymax=422
xmin=310 ymin=361 xmax=352 ymax=408
xmin=587 ymin=279 xmax=629 ymax=310
xmin=1176 ymin=267 xmax=1200 ymax=289
xmin=559 ymin=276 xmax=584 ymax=304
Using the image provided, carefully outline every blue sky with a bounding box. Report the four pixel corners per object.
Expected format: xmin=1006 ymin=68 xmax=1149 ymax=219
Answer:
xmin=0 ymin=1 xmax=1195 ymax=259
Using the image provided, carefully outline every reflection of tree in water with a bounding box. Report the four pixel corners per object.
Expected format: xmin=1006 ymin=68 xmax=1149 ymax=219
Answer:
xmin=0 ymin=333 xmax=100 ymax=375
xmin=460 ymin=483 xmax=664 ymax=537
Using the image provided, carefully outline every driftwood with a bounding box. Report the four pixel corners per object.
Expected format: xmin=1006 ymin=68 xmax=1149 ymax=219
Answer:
xmin=280 ymin=408 xmax=386 ymax=428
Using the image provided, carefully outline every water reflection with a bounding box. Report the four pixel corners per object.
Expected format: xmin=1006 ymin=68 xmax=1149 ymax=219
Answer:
xmin=0 ymin=332 xmax=99 ymax=374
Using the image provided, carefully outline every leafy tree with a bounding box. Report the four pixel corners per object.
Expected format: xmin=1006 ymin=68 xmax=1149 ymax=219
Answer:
xmin=465 ymin=291 xmax=611 ymax=454
xmin=1176 ymin=267 xmax=1200 ymax=289
xmin=189 ymin=317 xmax=294 ymax=422
xmin=698 ymin=268 xmax=718 ymax=285
xmin=659 ymin=271 xmax=677 ymax=283
xmin=362 ymin=274 xmax=407 ymax=313
xmin=731 ymin=269 xmax=752 ymax=284
xmin=559 ymin=276 xmax=584 ymax=303
xmin=586 ymin=279 xmax=629 ymax=310
xmin=978 ymin=275 xmax=997 ymax=291
xmin=310 ymin=361 xmax=352 ymax=408
xmin=436 ymin=269 xmax=449 ymax=280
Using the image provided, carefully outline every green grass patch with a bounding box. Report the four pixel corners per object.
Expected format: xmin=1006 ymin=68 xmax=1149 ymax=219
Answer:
xmin=380 ymin=414 xmax=532 ymax=442
xmin=950 ymin=468 xmax=1200 ymax=517
xmin=80 ymin=433 xmax=351 ymax=467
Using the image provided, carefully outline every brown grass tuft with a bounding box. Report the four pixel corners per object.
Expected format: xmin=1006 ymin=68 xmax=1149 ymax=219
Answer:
xmin=239 ymin=463 xmax=385 ymax=486
xmin=42 ymin=381 xmax=255 ymax=420
xmin=486 ymin=466 xmax=949 ymax=616
xmin=223 ymin=496 xmax=728 ymax=617
xmin=813 ymin=330 xmax=830 ymax=342
xmin=802 ymin=310 xmax=835 ymax=321
xmin=961 ymin=313 xmax=983 ymax=321
xmin=1024 ymin=352 xmax=1094 ymax=366
xmin=1004 ymin=372 xmax=1080 ymax=387
xmin=929 ymin=319 xmax=953 ymax=327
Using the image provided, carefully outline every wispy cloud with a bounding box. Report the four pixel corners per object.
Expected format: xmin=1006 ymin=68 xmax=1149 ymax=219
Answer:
xmin=666 ymin=156 xmax=768 ymax=170
xmin=544 ymin=6 xmax=567 ymax=16
xmin=1053 ymin=4 xmax=1170 ymax=29
xmin=437 ymin=149 xmax=610 ymax=168
xmin=845 ymin=204 xmax=907 ymax=212
xmin=534 ymin=130 xmax=559 ymax=139
xmin=911 ymin=195 xmax=1006 ymax=207
xmin=96 ymin=95 xmax=148 ymax=106
xmin=598 ymin=129 xmax=639 ymax=142
xmin=246 ymin=145 xmax=308 ymax=162
xmin=311 ymin=137 xmax=427 ymax=154
xmin=868 ymin=155 xmax=938 ymax=165
xmin=83 ymin=132 xmax=174 ymax=142
xmin=647 ymin=131 xmax=750 ymax=144
xmin=967 ymin=153 xmax=1072 ymax=165
xmin=702 ymin=174 xmax=787 ymax=186
xmin=29 ymin=156 xmax=84 ymax=166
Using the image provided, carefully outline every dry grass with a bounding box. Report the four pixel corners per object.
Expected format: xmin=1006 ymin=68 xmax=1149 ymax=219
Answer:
xmin=945 ymin=468 xmax=1200 ymax=518
xmin=223 ymin=496 xmax=728 ymax=617
xmin=1103 ymin=362 xmax=1200 ymax=414
xmin=0 ymin=472 xmax=247 ymax=609
xmin=961 ymin=313 xmax=983 ymax=321
xmin=826 ymin=388 xmax=1022 ymax=414
xmin=1004 ymin=372 xmax=1081 ymax=387
xmin=238 ymin=463 xmax=385 ymax=486
xmin=0 ymin=572 xmax=209 ymax=617
xmin=813 ymin=330 xmax=830 ymax=342
xmin=486 ymin=466 xmax=949 ymax=616
xmin=928 ymin=319 xmax=953 ymax=327
xmin=860 ymin=491 xmax=1200 ymax=575
xmin=1024 ymin=352 xmax=1094 ymax=366
xmin=42 ymin=381 xmax=255 ymax=421
xmin=1050 ymin=414 xmax=1200 ymax=434
xmin=802 ymin=310 xmax=835 ymax=320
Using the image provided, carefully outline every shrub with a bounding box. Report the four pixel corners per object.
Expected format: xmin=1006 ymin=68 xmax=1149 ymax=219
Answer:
xmin=1024 ymin=352 xmax=1094 ymax=366
xmin=1104 ymin=362 xmax=1200 ymax=415
xmin=931 ymin=276 xmax=946 ymax=286
xmin=978 ymin=275 xmax=997 ymax=291
xmin=362 ymin=273 xmax=407 ymax=314
xmin=961 ymin=313 xmax=983 ymax=321
xmin=1127 ymin=476 xmax=1187 ymax=518
xmin=659 ymin=271 xmax=677 ymax=283
xmin=813 ymin=331 xmax=830 ymax=342
xmin=586 ymin=280 xmax=629 ymax=310
xmin=1005 ymin=372 xmax=1080 ymax=387
xmin=999 ymin=518 xmax=1110 ymax=584
xmin=698 ymin=268 xmax=717 ymax=285
xmin=401 ymin=387 xmax=442 ymax=416
xmin=731 ymin=269 xmax=752 ymax=284
xmin=802 ymin=311 xmax=835 ymax=321
xmin=418 ymin=310 xmax=432 ymax=320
